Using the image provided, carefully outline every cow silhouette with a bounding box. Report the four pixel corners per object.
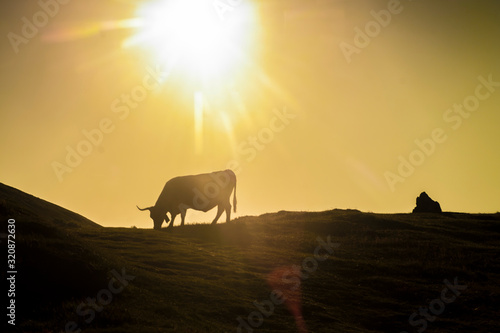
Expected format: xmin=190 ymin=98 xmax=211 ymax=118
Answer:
xmin=138 ymin=170 xmax=237 ymax=229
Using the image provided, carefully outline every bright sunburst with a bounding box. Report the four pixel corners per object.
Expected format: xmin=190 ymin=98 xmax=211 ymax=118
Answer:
xmin=123 ymin=0 xmax=261 ymax=154
xmin=125 ymin=0 xmax=257 ymax=82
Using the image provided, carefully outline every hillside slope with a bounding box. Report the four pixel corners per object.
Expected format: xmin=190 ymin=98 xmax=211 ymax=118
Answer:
xmin=1 ymin=183 xmax=110 ymax=332
xmin=1 ymin=183 xmax=500 ymax=332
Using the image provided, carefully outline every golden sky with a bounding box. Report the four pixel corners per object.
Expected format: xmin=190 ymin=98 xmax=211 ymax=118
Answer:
xmin=1 ymin=0 xmax=499 ymax=227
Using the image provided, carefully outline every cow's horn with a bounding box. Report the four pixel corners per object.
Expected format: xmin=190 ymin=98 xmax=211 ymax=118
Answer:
xmin=137 ymin=205 xmax=153 ymax=211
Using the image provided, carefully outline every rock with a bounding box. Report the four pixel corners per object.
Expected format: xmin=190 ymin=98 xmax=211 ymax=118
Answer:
xmin=412 ymin=192 xmax=442 ymax=213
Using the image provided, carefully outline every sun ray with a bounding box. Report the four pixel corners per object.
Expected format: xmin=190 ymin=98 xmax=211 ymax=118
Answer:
xmin=219 ymin=110 xmax=237 ymax=154
xmin=42 ymin=18 xmax=143 ymax=43
xmin=194 ymin=91 xmax=204 ymax=154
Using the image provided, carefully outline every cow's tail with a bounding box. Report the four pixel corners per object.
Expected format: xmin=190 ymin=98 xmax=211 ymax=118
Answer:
xmin=233 ymin=176 xmax=237 ymax=213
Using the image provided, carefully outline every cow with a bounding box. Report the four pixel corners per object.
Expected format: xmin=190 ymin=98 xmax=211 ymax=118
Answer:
xmin=137 ymin=169 xmax=237 ymax=230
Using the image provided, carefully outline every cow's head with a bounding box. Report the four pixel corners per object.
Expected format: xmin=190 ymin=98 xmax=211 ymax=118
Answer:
xmin=137 ymin=205 xmax=169 ymax=230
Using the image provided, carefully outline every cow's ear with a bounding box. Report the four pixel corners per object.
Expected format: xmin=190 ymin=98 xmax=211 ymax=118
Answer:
xmin=165 ymin=215 xmax=170 ymax=222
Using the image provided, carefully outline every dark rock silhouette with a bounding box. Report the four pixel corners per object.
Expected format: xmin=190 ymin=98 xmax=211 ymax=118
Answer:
xmin=412 ymin=192 xmax=442 ymax=213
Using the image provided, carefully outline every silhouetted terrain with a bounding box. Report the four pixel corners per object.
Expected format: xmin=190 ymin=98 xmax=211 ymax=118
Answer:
xmin=1 ymin=182 xmax=500 ymax=332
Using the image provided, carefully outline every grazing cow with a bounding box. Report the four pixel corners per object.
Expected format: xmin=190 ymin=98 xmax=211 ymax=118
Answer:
xmin=137 ymin=170 xmax=237 ymax=229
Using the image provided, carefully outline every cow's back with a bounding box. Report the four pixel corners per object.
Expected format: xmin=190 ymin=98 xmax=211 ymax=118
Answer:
xmin=157 ymin=170 xmax=235 ymax=212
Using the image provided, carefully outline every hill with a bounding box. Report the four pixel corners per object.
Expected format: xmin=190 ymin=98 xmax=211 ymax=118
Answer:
xmin=1 ymin=183 xmax=500 ymax=332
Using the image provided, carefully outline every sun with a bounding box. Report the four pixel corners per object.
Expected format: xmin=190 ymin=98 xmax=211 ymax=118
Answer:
xmin=123 ymin=0 xmax=261 ymax=154
xmin=125 ymin=0 xmax=257 ymax=82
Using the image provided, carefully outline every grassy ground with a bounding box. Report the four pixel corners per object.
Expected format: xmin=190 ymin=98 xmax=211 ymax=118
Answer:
xmin=1 ymin=183 xmax=499 ymax=332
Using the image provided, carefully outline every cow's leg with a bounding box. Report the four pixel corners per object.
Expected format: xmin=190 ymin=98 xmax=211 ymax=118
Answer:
xmin=180 ymin=207 xmax=187 ymax=226
xmin=225 ymin=202 xmax=232 ymax=223
xmin=168 ymin=213 xmax=177 ymax=228
xmin=211 ymin=205 xmax=224 ymax=225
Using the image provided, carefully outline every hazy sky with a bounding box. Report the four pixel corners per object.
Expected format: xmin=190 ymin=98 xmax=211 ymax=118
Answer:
xmin=1 ymin=0 xmax=499 ymax=227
